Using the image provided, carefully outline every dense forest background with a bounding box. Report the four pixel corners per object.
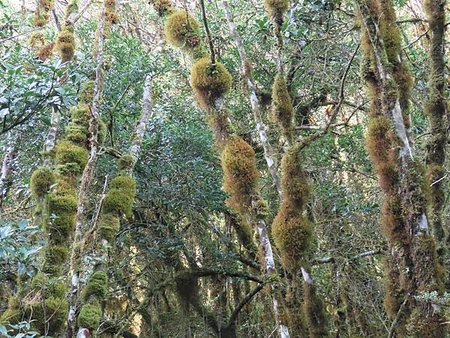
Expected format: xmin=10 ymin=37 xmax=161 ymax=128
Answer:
xmin=0 ymin=0 xmax=448 ymax=337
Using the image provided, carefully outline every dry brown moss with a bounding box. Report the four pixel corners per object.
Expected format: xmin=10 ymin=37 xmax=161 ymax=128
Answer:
xmin=303 ymin=282 xmax=328 ymax=338
xmin=55 ymin=29 xmax=75 ymax=62
xmin=221 ymin=135 xmax=258 ymax=214
xmin=164 ymin=10 xmax=201 ymax=49
xmin=37 ymin=43 xmax=54 ymax=61
xmin=191 ymin=57 xmax=232 ymax=109
xmin=151 ymin=0 xmax=173 ymax=16
xmin=271 ymin=73 xmax=294 ymax=139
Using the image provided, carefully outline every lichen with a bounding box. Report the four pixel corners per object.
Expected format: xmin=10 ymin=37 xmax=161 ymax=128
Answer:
xmin=191 ymin=57 xmax=232 ymax=109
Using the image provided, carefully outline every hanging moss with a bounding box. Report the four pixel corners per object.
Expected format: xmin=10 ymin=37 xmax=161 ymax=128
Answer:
xmin=281 ymin=144 xmax=311 ymax=210
xmin=191 ymin=57 xmax=232 ymax=109
xmin=98 ymin=213 xmax=120 ymax=242
xmin=164 ymin=10 xmax=201 ymax=49
xmin=78 ymin=301 xmax=102 ymax=329
xmin=83 ymin=271 xmax=108 ymax=301
xmin=221 ymin=135 xmax=258 ymax=214
xmin=37 ymin=43 xmax=54 ymax=61
xmin=29 ymin=32 xmax=46 ymax=49
xmin=33 ymin=11 xmax=50 ymax=27
xmin=55 ymin=140 xmax=89 ymax=174
xmin=30 ymin=167 xmax=55 ymax=198
xmin=264 ymin=0 xmax=290 ymax=25
xmin=151 ymin=0 xmax=173 ymax=16
xmin=55 ymin=29 xmax=75 ymax=62
xmin=272 ymin=208 xmax=312 ymax=273
xmin=271 ymin=73 xmax=294 ymax=139
xmin=118 ymin=154 xmax=134 ymax=171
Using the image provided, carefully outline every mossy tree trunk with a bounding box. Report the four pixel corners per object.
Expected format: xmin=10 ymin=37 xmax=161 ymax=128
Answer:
xmin=423 ymin=0 xmax=447 ymax=245
xmin=357 ymin=0 xmax=446 ymax=336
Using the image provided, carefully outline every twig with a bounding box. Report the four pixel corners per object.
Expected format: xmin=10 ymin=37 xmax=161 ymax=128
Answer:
xmin=199 ymin=0 xmax=215 ymax=64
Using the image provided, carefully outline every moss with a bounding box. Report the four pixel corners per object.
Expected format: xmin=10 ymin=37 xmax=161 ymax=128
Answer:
xmin=47 ymin=212 xmax=76 ymax=244
xmin=272 ymin=208 xmax=312 ymax=273
xmin=30 ymin=296 xmax=68 ymax=334
xmin=66 ymin=124 xmax=88 ymax=145
xmin=33 ymin=11 xmax=49 ymax=27
xmin=43 ymin=245 xmax=69 ymax=275
xmin=30 ymin=167 xmax=55 ymax=198
xmin=0 ymin=297 xmax=21 ymax=323
xmin=55 ymin=29 xmax=75 ymax=62
xmin=98 ymin=213 xmax=120 ymax=242
xmin=265 ymin=0 xmax=290 ymax=24
xmin=382 ymin=196 xmax=407 ymax=243
xmin=191 ymin=57 xmax=233 ymax=109
xmin=47 ymin=192 xmax=77 ymax=213
xmin=83 ymin=271 xmax=108 ymax=301
xmin=151 ymin=0 xmax=173 ymax=16
xmin=78 ymin=301 xmax=101 ymax=329
xmin=55 ymin=140 xmax=89 ymax=174
xmin=103 ymin=189 xmax=135 ymax=218
xmin=98 ymin=118 xmax=107 ymax=145
xmin=271 ymin=73 xmax=294 ymax=139
xmin=281 ymin=144 xmax=311 ymax=210
xmin=164 ymin=10 xmax=201 ymax=49
xmin=29 ymin=32 xmax=46 ymax=48
xmin=412 ymin=234 xmax=443 ymax=292
xmin=406 ymin=305 xmax=446 ymax=338
xmin=110 ymin=175 xmax=137 ymax=192
xmin=79 ymin=80 xmax=95 ymax=104
xmin=37 ymin=43 xmax=54 ymax=61
xmin=303 ymin=282 xmax=328 ymax=338
xmin=31 ymin=274 xmax=67 ymax=298
xmin=221 ymin=135 xmax=258 ymax=214
xmin=39 ymin=0 xmax=55 ymax=11
xmin=118 ymin=154 xmax=134 ymax=171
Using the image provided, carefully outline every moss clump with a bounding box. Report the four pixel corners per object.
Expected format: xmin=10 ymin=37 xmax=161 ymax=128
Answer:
xmin=31 ymin=274 xmax=68 ymax=298
xmin=151 ymin=0 xmax=173 ymax=16
xmin=271 ymin=73 xmax=294 ymax=139
xmin=281 ymin=144 xmax=311 ymax=210
xmin=55 ymin=29 xmax=75 ymax=62
xmin=110 ymin=175 xmax=137 ymax=192
xmin=98 ymin=118 xmax=107 ymax=145
xmin=47 ymin=192 xmax=77 ymax=213
xmin=33 ymin=11 xmax=50 ymax=27
xmin=79 ymin=80 xmax=95 ymax=104
xmin=37 ymin=43 xmax=54 ymax=61
xmin=66 ymin=124 xmax=88 ymax=145
xmin=102 ymin=176 xmax=136 ymax=218
xmin=55 ymin=140 xmax=89 ymax=174
xmin=221 ymin=135 xmax=258 ymax=213
xmin=30 ymin=167 xmax=55 ymax=198
xmin=43 ymin=245 xmax=69 ymax=275
xmin=191 ymin=57 xmax=232 ymax=109
xmin=118 ymin=154 xmax=134 ymax=171
xmin=39 ymin=0 xmax=54 ymax=11
xmin=83 ymin=271 xmax=108 ymax=301
xmin=164 ymin=10 xmax=201 ymax=49
xmin=98 ymin=213 xmax=120 ymax=242
xmin=47 ymin=212 xmax=76 ymax=243
xmin=265 ymin=0 xmax=290 ymax=24
xmin=0 ymin=297 xmax=21 ymax=324
xmin=29 ymin=296 xmax=68 ymax=335
xmin=272 ymin=208 xmax=312 ymax=272
xmin=175 ymin=271 xmax=200 ymax=309
xmin=78 ymin=301 xmax=101 ymax=329
xmin=29 ymin=32 xmax=46 ymax=49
